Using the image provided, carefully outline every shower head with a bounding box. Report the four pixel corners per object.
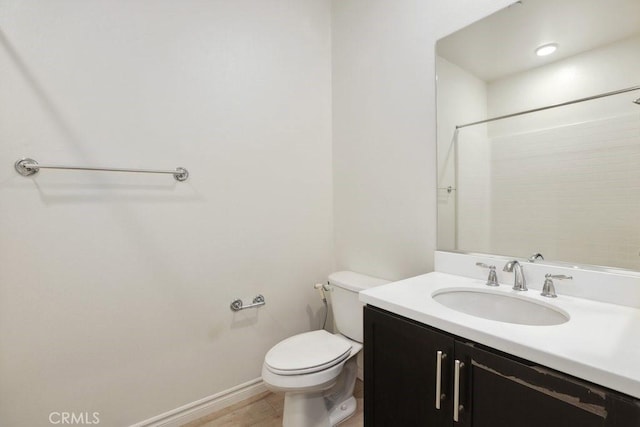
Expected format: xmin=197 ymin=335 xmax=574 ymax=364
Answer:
xmin=634 ymin=97 xmax=640 ymax=105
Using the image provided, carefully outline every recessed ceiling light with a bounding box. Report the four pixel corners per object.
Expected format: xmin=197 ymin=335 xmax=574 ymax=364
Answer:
xmin=535 ymin=43 xmax=558 ymax=57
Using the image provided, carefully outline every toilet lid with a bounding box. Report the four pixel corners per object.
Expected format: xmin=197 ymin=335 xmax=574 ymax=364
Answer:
xmin=265 ymin=330 xmax=352 ymax=375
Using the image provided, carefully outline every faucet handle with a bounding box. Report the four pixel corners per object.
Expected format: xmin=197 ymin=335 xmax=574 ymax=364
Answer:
xmin=476 ymin=262 xmax=499 ymax=287
xmin=546 ymin=274 xmax=572 ymax=280
xmin=541 ymin=274 xmax=573 ymax=298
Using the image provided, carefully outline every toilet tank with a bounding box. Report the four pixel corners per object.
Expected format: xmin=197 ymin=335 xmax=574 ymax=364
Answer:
xmin=328 ymin=271 xmax=390 ymax=343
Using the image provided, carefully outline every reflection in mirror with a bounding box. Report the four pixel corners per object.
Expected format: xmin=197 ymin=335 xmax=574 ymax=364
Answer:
xmin=436 ymin=0 xmax=640 ymax=271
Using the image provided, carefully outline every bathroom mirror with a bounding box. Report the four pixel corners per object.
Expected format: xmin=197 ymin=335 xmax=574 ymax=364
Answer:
xmin=436 ymin=0 xmax=640 ymax=271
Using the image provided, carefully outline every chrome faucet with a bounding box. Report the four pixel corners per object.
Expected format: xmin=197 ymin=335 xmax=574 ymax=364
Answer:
xmin=476 ymin=262 xmax=499 ymax=286
xmin=541 ymin=274 xmax=573 ymax=298
xmin=528 ymin=253 xmax=544 ymax=263
xmin=503 ymin=260 xmax=527 ymax=291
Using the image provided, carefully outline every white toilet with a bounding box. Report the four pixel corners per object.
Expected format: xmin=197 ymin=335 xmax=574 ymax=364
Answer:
xmin=261 ymin=271 xmax=389 ymax=427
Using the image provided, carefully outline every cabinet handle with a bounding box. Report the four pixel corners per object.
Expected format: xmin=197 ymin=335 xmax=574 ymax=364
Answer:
xmin=435 ymin=351 xmax=447 ymax=409
xmin=453 ymin=360 xmax=465 ymax=422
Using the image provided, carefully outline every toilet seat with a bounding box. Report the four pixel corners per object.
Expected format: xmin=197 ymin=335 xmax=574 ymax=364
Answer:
xmin=264 ymin=330 xmax=352 ymax=375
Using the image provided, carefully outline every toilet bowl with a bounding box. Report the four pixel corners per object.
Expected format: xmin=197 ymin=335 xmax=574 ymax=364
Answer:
xmin=261 ymin=271 xmax=389 ymax=427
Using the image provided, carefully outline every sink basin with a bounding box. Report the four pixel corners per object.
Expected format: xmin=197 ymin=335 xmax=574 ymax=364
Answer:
xmin=432 ymin=288 xmax=569 ymax=326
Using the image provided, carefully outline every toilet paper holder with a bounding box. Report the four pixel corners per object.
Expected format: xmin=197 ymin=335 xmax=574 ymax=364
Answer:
xmin=230 ymin=295 xmax=265 ymax=312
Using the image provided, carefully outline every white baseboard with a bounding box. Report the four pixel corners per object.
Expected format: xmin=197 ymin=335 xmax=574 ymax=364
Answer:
xmin=130 ymin=378 xmax=268 ymax=427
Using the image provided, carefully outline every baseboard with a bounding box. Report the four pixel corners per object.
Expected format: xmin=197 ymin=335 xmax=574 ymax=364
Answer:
xmin=130 ymin=378 xmax=268 ymax=427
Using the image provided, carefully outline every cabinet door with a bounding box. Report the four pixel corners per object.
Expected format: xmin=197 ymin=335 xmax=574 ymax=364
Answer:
xmin=454 ymin=341 xmax=609 ymax=427
xmin=364 ymin=306 xmax=454 ymax=427
xmin=607 ymin=393 xmax=640 ymax=426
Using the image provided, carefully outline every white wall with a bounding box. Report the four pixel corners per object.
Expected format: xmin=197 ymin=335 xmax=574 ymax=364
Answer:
xmin=0 ymin=1 xmax=333 ymax=426
xmin=0 ymin=0 xmax=522 ymax=424
xmin=332 ymin=0 xmax=512 ymax=281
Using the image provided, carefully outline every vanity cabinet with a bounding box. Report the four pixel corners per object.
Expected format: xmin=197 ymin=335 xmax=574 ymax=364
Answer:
xmin=363 ymin=304 xmax=454 ymax=425
xmin=363 ymin=305 xmax=640 ymax=427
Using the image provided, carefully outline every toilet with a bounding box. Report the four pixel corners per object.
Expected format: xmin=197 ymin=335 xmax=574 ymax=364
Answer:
xmin=261 ymin=271 xmax=389 ymax=427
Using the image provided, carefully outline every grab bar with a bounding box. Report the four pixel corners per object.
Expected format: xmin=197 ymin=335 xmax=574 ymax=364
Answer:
xmin=15 ymin=158 xmax=189 ymax=182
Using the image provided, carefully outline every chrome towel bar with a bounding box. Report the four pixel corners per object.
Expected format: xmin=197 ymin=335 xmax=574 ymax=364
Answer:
xmin=14 ymin=158 xmax=189 ymax=182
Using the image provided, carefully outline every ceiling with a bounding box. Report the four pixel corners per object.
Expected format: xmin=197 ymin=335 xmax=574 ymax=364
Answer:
xmin=436 ymin=0 xmax=640 ymax=82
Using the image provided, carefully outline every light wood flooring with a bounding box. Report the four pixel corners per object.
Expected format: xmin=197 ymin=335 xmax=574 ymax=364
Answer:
xmin=184 ymin=380 xmax=364 ymax=427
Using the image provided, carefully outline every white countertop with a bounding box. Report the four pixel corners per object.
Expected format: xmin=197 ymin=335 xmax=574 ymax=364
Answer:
xmin=359 ymin=271 xmax=640 ymax=399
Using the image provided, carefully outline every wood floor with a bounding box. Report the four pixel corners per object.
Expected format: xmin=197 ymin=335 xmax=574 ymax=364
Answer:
xmin=184 ymin=380 xmax=364 ymax=427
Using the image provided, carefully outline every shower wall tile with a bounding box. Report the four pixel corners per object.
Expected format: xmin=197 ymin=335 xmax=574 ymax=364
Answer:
xmin=489 ymin=113 xmax=640 ymax=270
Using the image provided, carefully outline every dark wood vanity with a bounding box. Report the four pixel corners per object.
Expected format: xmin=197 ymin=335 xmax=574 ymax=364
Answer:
xmin=364 ymin=305 xmax=640 ymax=426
